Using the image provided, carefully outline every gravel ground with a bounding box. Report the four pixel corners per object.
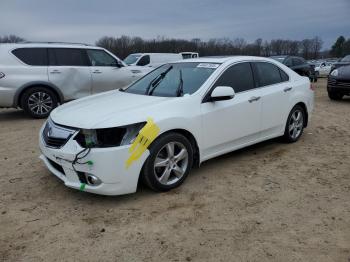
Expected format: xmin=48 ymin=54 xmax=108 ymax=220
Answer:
xmin=0 ymin=79 xmax=349 ymax=262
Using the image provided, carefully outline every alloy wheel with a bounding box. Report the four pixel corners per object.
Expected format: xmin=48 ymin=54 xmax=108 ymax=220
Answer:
xmin=28 ymin=92 xmax=53 ymax=116
xmin=288 ymin=109 xmax=304 ymax=140
xmin=153 ymin=141 xmax=189 ymax=186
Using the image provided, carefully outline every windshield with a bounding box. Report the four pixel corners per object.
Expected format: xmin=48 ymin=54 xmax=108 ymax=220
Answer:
xmin=124 ymin=54 xmax=142 ymax=65
xmin=341 ymin=55 xmax=350 ymax=62
xmin=271 ymin=56 xmax=286 ymax=63
xmin=124 ymin=62 xmax=219 ymax=97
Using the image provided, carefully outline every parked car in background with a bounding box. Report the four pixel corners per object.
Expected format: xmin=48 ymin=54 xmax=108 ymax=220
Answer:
xmin=39 ymin=56 xmax=314 ymax=196
xmin=271 ymin=55 xmax=317 ymax=82
xmin=330 ymin=55 xmax=350 ymax=71
xmin=314 ymin=61 xmax=332 ymax=77
xmin=123 ymin=53 xmax=182 ymax=67
xmin=327 ymin=61 xmax=350 ymax=100
xmin=180 ymin=52 xmax=199 ymax=59
xmin=0 ymin=42 xmax=147 ymax=118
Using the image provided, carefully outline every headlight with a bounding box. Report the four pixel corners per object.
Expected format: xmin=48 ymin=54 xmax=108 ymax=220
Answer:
xmin=330 ymin=69 xmax=338 ymax=77
xmin=74 ymin=122 xmax=146 ymax=148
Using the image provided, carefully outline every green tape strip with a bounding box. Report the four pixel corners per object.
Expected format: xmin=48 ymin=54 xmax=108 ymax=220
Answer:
xmin=80 ymin=183 xmax=86 ymax=191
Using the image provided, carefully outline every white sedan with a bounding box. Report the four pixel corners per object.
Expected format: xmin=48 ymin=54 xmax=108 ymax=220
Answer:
xmin=39 ymin=56 xmax=314 ymax=195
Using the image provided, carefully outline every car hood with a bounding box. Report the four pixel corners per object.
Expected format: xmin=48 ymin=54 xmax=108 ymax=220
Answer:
xmin=50 ymin=91 xmax=175 ymax=129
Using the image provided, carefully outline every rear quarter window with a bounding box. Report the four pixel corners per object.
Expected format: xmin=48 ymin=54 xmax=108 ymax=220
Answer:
xmin=12 ymin=48 xmax=48 ymax=66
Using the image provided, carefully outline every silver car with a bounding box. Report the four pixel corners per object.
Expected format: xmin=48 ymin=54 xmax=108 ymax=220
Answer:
xmin=0 ymin=42 xmax=146 ymax=118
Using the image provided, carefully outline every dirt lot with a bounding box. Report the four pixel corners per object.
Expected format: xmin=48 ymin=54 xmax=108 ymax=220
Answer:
xmin=0 ymin=79 xmax=349 ymax=262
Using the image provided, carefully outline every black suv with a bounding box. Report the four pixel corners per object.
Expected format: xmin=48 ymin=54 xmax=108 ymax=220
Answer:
xmin=271 ymin=56 xmax=317 ymax=82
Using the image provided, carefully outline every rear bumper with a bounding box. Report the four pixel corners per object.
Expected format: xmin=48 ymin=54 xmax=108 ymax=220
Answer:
xmin=327 ymin=78 xmax=350 ymax=94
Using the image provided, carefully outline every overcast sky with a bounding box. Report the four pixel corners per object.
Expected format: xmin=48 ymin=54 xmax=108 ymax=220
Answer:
xmin=1 ymin=0 xmax=349 ymax=49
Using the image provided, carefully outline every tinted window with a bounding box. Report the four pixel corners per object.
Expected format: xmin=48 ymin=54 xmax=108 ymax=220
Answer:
xmin=254 ymin=62 xmax=282 ymax=87
xmin=292 ymin=58 xmax=303 ymax=66
xmin=137 ymin=55 xmax=150 ymax=66
xmin=280 ymin=69 xmax=289 ymax=82
xmin=49 ymin=48 xmax=89 ymax=66
xmin=87 ymin=49 xmax=118 ymax=67
xmin=284 ymin=58 xmax=293 ymax=67
xmin=213 ymin=62 xmax=255 ymax=93
xmin=12 ymin=48 xmax=48 ymax=66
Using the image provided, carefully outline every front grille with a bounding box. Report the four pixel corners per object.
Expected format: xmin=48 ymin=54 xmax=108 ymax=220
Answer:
xmin=42 ymin=119 xmax=77 ymax=149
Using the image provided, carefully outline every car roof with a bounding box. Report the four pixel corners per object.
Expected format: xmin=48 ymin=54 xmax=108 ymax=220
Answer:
xmin=173 ymin=56 xmax=278 ymax=64
xmin=128 ymin=53 xmax=181 ymax=56
xmin=0 ymin=42 xmax=102 ymax=50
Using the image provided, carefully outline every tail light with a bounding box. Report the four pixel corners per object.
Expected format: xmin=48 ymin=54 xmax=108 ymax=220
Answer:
xmin=310 ymin=83 xmax=315 ymax=91
xmin=0 ymin=72 xmax=5 ymax=79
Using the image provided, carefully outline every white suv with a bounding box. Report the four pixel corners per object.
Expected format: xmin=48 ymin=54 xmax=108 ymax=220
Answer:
xmin=0 ymin=42 xmax=146 ymax=118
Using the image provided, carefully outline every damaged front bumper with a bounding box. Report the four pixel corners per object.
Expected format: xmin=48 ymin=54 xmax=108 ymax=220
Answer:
xmin=39 ymin=125 xmax=149 ymax=196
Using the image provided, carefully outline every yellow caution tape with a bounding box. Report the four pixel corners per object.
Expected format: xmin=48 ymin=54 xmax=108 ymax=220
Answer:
xmin=125 ymin=118 xmax=160 ymax=168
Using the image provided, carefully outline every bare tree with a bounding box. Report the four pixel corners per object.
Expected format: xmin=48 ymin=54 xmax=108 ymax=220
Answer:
xmin=0 ymin=35 xmax=25 ymax=43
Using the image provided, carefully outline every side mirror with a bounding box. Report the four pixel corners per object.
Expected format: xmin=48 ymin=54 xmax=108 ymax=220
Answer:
xmin=210 ymin=86 xmax=235 ymax=102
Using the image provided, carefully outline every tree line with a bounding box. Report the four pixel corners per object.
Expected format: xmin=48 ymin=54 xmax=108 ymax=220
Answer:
xmin=330 ymin=36 xmax=350 ymax=58
xmin=95 ymin=36 xmax=325 ymax=60
xmin=1 ymin=34 xmax=349 ymax=60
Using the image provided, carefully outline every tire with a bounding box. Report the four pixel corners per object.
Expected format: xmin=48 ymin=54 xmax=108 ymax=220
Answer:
xmin=20 ymin=87 xmax=59 ymax=118
xmin=283 ymin=105 xmax=305 ymax=143
xmin=142 ymin=132 xmax=194 ymax=192
xmin=328 ymin=91 xmax=343 ymax=101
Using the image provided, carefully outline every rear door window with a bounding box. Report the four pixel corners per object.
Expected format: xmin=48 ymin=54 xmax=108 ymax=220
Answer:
xmin=49 ymin=48 xmax=89 ymax=66
xmin=12 ymin=48 xmax=48 ymax=66
xmin=213 ymin=62 xmax=255 ymax=93
xmin=253 ymin=62 xmax=283 ymax=87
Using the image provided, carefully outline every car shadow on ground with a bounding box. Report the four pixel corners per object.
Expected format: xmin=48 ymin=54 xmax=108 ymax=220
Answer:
xmin=42 ymin=136 xmax=283 ymax=205
xmin=0 ymin=108 xmax=34 ymax=121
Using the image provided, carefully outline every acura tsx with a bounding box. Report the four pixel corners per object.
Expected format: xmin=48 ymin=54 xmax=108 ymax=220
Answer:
xmin=39 ymin=56 xmax=314 ymax=195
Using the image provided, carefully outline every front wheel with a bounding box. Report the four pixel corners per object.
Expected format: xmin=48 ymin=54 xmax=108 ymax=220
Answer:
xmin=21 ymin=87 xmax=58 ymax=118
xmin=283 ymin=105 xmax=305 ymax=143
xmin=328 ymin=91 xmax=343 ymax=101
xmin=142 ymin=132 xmax=193 ymax=192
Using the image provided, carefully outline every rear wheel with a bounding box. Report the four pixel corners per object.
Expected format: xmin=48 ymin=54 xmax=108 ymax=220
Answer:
xmin=142 ymin=132 xmax=193 ymax=192
xmin=21 ymin=87 xmax=58 ymax=118
xmin=283 ymin=105 xmax=305 ymax=143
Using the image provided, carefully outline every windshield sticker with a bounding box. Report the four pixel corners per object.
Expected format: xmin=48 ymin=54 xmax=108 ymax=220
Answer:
xmin=197 ymin=63 xmax=220 ymax=69
xmin=126 ymin=118 xmax=160 ymax=169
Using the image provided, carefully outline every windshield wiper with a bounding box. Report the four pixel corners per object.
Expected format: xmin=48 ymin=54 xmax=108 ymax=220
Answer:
xmin=176 ymin=69 xmax=184 ymax=97
xmin=146 ymin=66 xmax=173 ymax=96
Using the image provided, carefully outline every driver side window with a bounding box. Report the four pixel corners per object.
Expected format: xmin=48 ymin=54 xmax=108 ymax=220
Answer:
xmin=87 ymin=49 xmax=119 ymax=67
xmin=213 ymin=62 xmax=255 ymax=93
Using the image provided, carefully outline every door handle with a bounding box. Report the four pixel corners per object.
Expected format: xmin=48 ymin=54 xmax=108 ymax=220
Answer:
xmin=93 ymin=70 xmax=102 ymax=74
xmin=248 ymin=96 xmax=261 ymax=103
xmin=284 ymin=87 xmax=292 ymax=92
xmin=50 ymin=70 xmax=61 ymax=74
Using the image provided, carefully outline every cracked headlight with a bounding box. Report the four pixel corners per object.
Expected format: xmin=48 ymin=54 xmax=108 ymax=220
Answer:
xmin=75 ymin=122 xmax=146 ymax=148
